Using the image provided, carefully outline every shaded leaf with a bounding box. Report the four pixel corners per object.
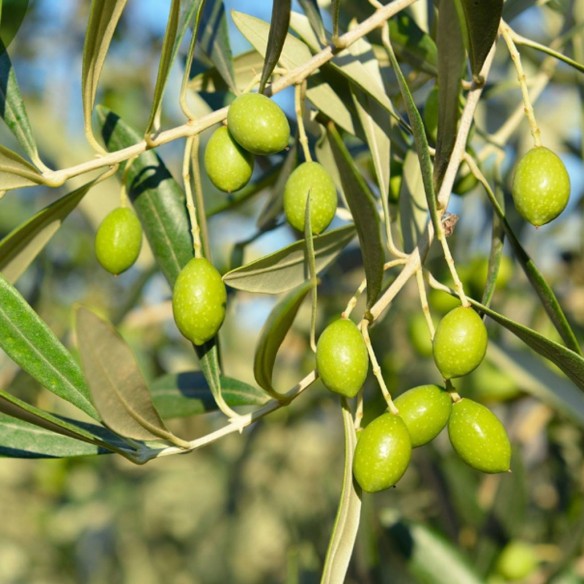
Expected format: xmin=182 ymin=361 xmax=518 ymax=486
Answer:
xmin=223 ymin=224 xmax=356 ymax=294
xmin=0 ymin=178 xmax=97 ymax=283
xmin=259 ymin=0 xmax=292 ymax=93
xmin=254 ymin=281 xmax=313 ymax=396
xmin=0 ymin=143 xmax=44 ymax=190
xmin=399 ymin=149 xmax=428 ymax=253
xmin=471 ymin=299 xmax=584 ymax=394
xmin=75 ymin=306 xmax=188 ymax=447
xmin=82 ymin=0 xmax=129 ymax=148
xmin=297 ymin=0 xmax=327 ymax=46
xmin=0 ymin=390 xmax=136 ymax=459
xmin=0 ymin=39 xmax=44 ymax=166
xmin=197 ymin=0 xmax=236 ymax=91
xmin=434 ymin=0 xmax=465 ymax=189
xmin=387 ymin=520 xmax=483 ymax=584
xmin=321 ymin=399 xmax=361 ymax=583
xmin=327 ymin=124 xmax=384 ymax=307
xmin=150 ymin=372 xmax=269 ymax=419
xmin=388 ymin=11 xmax=438 ymax=76
xmin=458 ymin=0 xmax=503 ymax=79
xmin=0 ymin=274 xmax=98 ymax=420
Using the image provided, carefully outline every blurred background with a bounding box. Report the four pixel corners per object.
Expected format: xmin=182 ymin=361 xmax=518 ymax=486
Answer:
xmin=0 ymin=0 xmax=584 ymax=583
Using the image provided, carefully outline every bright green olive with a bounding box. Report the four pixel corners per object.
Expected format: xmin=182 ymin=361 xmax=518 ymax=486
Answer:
xmin=393 ymin=384 xmax=452 ymax=447
xmin=204 ymin=126 xmax=254 ymax=192
xmin=433 ymin=306 xmax=488 ymax=379
xmin=495 ymin=541 xmax=539 ymax=581
xmin=511 ymin=146 xmax=570 ymax=226
xmin=353 ymin=412 xmax=412 ymax=492
xmin=316 ymin=318 xmax=369 ymax=398
xmin=95 ymin=207 xmax=143 ymax=275
xmin=172 ymin=257 xmax=227 ymax=346
xmin=283 ymin=161 xmax=337 ymax=234
xmin=448 ymin=398 xmax=511 ymax=473
xmin=227 ymin=93 xmax=290 ymax=155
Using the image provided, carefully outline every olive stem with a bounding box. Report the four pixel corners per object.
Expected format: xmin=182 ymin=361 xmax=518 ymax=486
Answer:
xmin=415 ymin=268 xmax=436 ymax=339
xmin=295 ymin=82 xmax=312 ymax=162
xmin=182 ymin=136 xmax=203 ymax=257
xmin=500 ymin=22 xmax=543 ymax=148
xmin=360 ymin=319 xmax=398 ymax=414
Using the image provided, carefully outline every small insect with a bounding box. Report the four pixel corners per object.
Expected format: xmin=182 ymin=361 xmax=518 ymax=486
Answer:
xmin=442 ymin=212 xmax=459 ymax=237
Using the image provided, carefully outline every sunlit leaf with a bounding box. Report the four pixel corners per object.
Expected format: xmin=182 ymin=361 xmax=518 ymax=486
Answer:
xmin=0 ymin=178 xmax=97 ymax=283
xmin=434 ymin=0 xmax=465 ymax=188
xmin=197 ymin=0 xmax=236 ymax=91
xmin=0 ymin=144 xmax=44 ymax=190
xmin=223 ymin=224 xmax=356 ymax=294
xmin=150 ymin=372 xmax=269 ymax=419
xmin=0 ymin=39 xmax=44 ymax=167
xmin=259 ymin=0 xmax=291 ymax=93
xmin=0 ymin=274 xmax=98 ymax=420
xmin=0 ymin=390 xmax=135 ymax=459
xmin=321 ymin=399 xmax=361 ymax=583
xmin=457 ymin=0 xmax=503 ymax=79
xmin=82 ymin=0 xmax=129 ymax=149
xmin=254 ymin=281 xmax=313 ymax=396
xmin=327 ymin=124 xmax=384 ymax=307
xmin=75 ymin=306 xmax=188 ymax=447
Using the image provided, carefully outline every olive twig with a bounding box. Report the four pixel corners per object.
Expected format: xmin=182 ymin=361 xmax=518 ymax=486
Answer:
xmin=294 ymin=82 xmax=312 ymax=162
xmin=182 ymin=135 xmax=203 ymax=257
xmin=415 ymin=268 xmax=436 ymax=339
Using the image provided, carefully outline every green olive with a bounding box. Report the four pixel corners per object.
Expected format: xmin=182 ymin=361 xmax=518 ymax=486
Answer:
xmin=316 ymin=318 xmax=369 ymax=398
xmin=283 ymin=161 xmax=337 ymax=234
xmin=495 ymin=541 xmax=539 ymax=581
xmin=227 ymin=93 xmax=290 ymax=155
xmin=511 ymin=146 xmax=570 ymax=226
xmin=204 ymin=126 xmax=254 ymax=192
xmin=393 ymin=384 xmax=452 ymax=447
xmin=95 ymin=207 xmax=143 ymax=275
xmin=433 ymin=306 xmax=488 ymax=379
xmin=172 ymin=257 xmax=227 ymax=345
xmin=448 ymin=398 xmax=511 ymax=473
xmin=353 ymin=412 xmax=412 ymax=492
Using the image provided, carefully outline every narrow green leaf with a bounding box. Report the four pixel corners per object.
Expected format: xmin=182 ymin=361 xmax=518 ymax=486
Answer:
xmin=384 ymin=35 xmax=438 ymax=233
xmin=0 ymin=390 xmax=135 ymax=458
xmin=457 ymin=0 xmax=503 ymax=79
xmin=259 ymin=0 xmax=292 ymax=93
xmin=0 ymin=0 xmax=29 ymax=50
xmin=297 ymin=0 xmax=327 ymax=46
xmin=0 ymin=179 xmax=97 ymax=283
xmin=0 ymin=274 xmax=98 ymax=420
xmin=327 ymin=124 xmax=384 ymax=307
xmin=144 ymin=0 xmax=181 ymax=135
xmin=197 ymin=0 xmax=236 ymax=91
xmin=82 ymin=0 xmax=129 ymax=149
xmin=0 ymin=39 xmax=44 ymax=166
xmin=96 ymin=106 xmax=192 ymax=287
xmin=351 ymin=87 xmax=390 ymax=198
xmin=75 ymin=306 xmax=188 ymax=446
xmin=0 ymin=143 xmax=44 ymax=191
xmin=388 ymin=11 xmax=438 ymax=76
xmin=321 ymin=399 xmax=361 ymax=584
xmin=150 ymin=372 xmax=269 ymax=419
xmin=399 ymin=149 xmax=428 ymax=253
xmin=471 ymin=299 xmax=584 ymax=394
xmin=254 ymin=281 xmax=312 ymax=396
xmin=434 ymin=0 xmax=465 ymax=189
xmin=387 ymin=520 xmax=483 ymax=584
xmin=223 ymin=224 xmax=356 ymax=294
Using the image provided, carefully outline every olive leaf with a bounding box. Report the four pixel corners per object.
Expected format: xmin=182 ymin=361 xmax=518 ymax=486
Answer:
xmin=150 ymin=372 xmax=269 ymax=420
xmin=223 ymin=224 xmax=356 ymax=294
xmin=254 ymin=281 xmax=313 ymax=398
xmin=0 ymin=390 xmax=137 ymax=459
xmin=0 ymin=274 xmax=98 ymax=420
xmin=82 ymin=0 xmax=129 ymax=149
xmin=297 ymin=0 xmax=327 ymax=46
xmin=399 ymin=149 xmax=429 ymax=253
xmin=321 ymin=399 xmax=362 ymax=584
xmin=258 ymin=0 xmax=291 ymax=93
xmin=0 ymin=144 xmax=44 ymax=191
xmin=75 ymin=306 xmax=189 ymax=448
xmin=0 ymin=178 xmax=98 ymax=284
xmin=327 ymin=123 xmax=384 ymax=308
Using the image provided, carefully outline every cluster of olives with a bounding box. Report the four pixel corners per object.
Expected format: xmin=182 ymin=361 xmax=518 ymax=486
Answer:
xmin=315 ymin=307 xmax=511 ymax=493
